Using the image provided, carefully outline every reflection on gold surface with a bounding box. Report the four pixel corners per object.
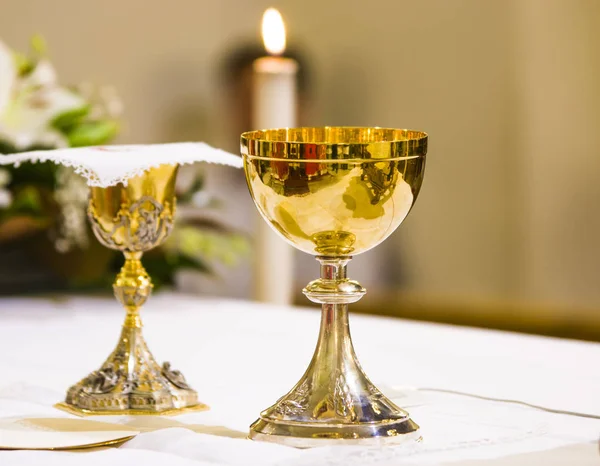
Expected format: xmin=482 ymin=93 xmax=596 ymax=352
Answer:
xmin=242 ymin=127 xmax=427 ymax=255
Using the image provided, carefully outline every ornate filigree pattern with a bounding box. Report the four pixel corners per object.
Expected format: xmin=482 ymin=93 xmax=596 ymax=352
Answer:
xmin=81 ymin=365 xmax=120 ymax=394
xmin=87 ymin=196 xmax=175 ymax=252
xmin=332 ymin=373 xmax=356 ymax=420
xmin=113 ymin=283 xmax=152 ymax=310
xmin=65 ymin=324 xmax=200 ymax=413
xmin=272 ymin=379 xmax=311 ymax=418
xmin=162 ymin=362 xmax=192 ymax=390
xmin=268 ymin=372 xmax=359 ymax=422
xmin=112 ymin=258 xmax=153 ymax=311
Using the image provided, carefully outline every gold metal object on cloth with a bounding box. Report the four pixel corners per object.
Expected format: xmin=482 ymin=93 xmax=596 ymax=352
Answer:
xmin=241 ymin=127 xmax=427 ymax=447
xmin=0 ymin=436 xmax=136 ymax=451
xmin=56 ymin=165 xmax=207 ymax=416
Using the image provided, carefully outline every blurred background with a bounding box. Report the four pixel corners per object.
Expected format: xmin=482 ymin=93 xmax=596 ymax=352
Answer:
xmin=0 ymin=0 xmax=599 ymax=340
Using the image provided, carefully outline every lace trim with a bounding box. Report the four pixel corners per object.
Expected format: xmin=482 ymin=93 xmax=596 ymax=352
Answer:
xmin=0 ymin=143 xmax=243 ymax=187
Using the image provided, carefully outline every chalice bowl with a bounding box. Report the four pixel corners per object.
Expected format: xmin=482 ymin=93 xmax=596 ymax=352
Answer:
xmin=57 ymin=164 xmax=206 ymax=415
xmin=242 ymin=127 xmax=427 ymax=446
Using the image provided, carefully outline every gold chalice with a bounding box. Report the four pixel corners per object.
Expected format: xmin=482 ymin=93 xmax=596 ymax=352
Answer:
xmin=56 ymin=164 xmax=207 ymax=415
xmin=242 ymin=127 xmax=427 ymax=446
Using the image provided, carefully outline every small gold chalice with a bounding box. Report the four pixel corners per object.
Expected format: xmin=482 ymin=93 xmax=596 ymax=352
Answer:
xmin=56 ymin=164 xmax=206 ymax=415
xmin=242 ymin=127 xmax=427 ymax=446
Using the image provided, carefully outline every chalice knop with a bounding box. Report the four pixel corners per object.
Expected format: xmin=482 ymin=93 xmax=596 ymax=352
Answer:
xmin=56 ymin=164 xmax=207 ymax=415
xmin=242 ymin=127 xmax=427 ymax=446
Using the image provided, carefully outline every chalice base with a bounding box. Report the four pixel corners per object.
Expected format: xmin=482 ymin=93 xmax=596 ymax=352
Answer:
xmin=249 ymin=416 xmax=420 ymax=448
xmin=249 ymin=257 xmax=420 ymax=448
xmin=248 ymin=365 xmax=420 ymax=447
xmin=56 ymin=324 xmax=207 ymax=416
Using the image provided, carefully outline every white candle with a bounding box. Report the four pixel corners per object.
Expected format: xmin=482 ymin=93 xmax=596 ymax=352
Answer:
xmin=252 ymin=8 xmax=298 ymax=305
xmin=253 ymin=57 xmax=298 ymax=130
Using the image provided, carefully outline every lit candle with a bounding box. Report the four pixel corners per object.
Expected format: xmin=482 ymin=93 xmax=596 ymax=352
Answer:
xmin=252 ymin=8 xmax=298 ymax=305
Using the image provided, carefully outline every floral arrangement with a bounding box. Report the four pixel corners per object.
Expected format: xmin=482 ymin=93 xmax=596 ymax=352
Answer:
xmin=0 ymin=37 xmax=247 ymax=292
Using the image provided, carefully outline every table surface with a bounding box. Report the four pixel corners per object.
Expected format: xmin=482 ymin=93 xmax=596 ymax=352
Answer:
xmin=0 ymin=293 xmax=598 ymax=465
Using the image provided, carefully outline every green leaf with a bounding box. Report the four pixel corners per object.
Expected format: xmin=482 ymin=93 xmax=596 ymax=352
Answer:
xmin=5 ymin=159 xmax=58 ymax=188
xmin=174 ymin=252 xmax=212 ymax=274
xmin=143 ymin=250 xmax=212 ymax=288
xmin=51 ymin=105 xmax=90 ymax=131
xmin=9 ymin=186 xmax=44 ymax=215
xmin=30 ymin=34 xmax=47 ymax=56
xmin=0 ymin=140 xmax=18 ymax=155
xmin=167 ymin=225 xmax=249 ymax=267
xmin=66 ymin=120 xmax=119 ymax=147
xmin=12 ymin=52 xmax=35 ymax=77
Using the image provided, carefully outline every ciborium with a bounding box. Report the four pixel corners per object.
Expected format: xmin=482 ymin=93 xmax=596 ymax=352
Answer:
xmin=242 ymin=127 xmax=427 ymax=446
xmin=56 ymin=164 xmax=206 ymax=415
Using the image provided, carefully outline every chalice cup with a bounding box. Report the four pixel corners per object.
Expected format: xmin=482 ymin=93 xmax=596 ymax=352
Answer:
xmin=56 ymin=164 xmax=206 ymax=415
xmin=242 ymin=127 xmax=427 ymax=446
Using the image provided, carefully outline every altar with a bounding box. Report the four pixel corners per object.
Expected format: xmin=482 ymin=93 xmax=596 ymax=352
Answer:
xmin=0 ymin=294 xmax=598 ymax=465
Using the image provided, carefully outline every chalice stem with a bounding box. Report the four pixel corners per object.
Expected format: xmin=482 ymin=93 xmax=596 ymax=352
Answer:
xmin=308 ymin=260 xmax=363 ymax=382
xmin=307 ymin=300 xmax=368 ymax=395
xmin=59 ymin=250 xmax=203 ymax=414
xmin=118 ymin=252 xmax=148 ymax=329
xmin=303 ymin=257 xmax=384 ymax=417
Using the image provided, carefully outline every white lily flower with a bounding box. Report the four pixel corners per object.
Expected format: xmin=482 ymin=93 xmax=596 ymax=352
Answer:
xmin=0 ymin=43 xmax=87 ymax=152
xmin=22 ymin=59 xmax=56 ymax=89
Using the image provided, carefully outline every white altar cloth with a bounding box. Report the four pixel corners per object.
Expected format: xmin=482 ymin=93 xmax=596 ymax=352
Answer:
xmin=0 ymin=294 xmax=598 ymax=465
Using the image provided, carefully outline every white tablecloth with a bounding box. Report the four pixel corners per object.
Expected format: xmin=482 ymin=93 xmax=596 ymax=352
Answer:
xmin=0 ymin=294 xmax=598 ymax=465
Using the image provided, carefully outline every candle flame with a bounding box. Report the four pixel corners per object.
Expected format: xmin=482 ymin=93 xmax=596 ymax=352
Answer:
xmin=262 ymin=8 xmax=286 ymax=55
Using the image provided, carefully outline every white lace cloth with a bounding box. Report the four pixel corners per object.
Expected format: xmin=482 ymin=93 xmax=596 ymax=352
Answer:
xmin=0 ymin=143 xmax=242 ymax=186
xmin=0 ymin=294 xmax=598 ymax=465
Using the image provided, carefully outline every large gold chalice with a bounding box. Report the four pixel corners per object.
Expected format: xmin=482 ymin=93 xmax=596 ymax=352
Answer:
xmin=242 ymin=127 xmax=427 ymax=446
xmin=56 ymin=164 xmax=206 ymax=415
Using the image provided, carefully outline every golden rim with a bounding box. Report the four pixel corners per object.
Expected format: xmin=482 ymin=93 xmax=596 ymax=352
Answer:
xmin=240 ymin=127 xmax=427 ymax=162
xmin=242 ymin=154 xmax=422 ymax=163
